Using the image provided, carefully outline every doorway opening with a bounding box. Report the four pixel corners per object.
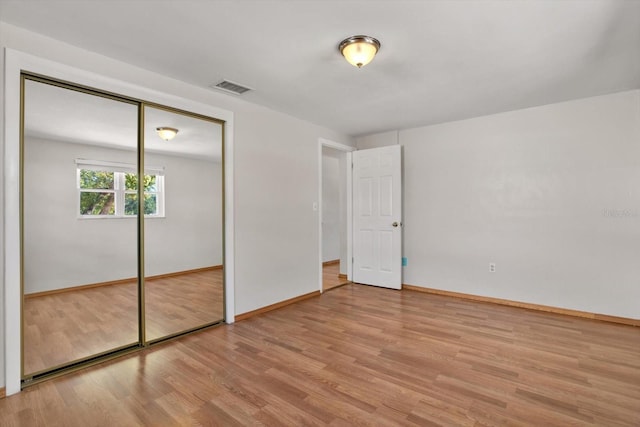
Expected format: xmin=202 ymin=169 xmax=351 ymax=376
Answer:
xmin=318 ymin=139 xmax=354 ymax=292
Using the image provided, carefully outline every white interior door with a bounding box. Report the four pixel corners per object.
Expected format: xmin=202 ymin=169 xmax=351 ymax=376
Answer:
xmin=352 ymin=145 xmax=402 ymax=289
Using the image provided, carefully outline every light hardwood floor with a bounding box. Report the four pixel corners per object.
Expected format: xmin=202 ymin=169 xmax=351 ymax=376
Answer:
xmin=23 ymin=269 xmax=224 ymax=376
xmin=3 ymin=283 xmax=639 ymax=426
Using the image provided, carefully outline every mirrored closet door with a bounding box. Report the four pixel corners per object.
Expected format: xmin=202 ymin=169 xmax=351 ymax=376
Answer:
xmin=21 ymin=75 xmax=225 ymax=382
xmin=22 ymin=78 xmax=140 ymax=377
xmin=143 ymin=106 xmax=225 ymax=342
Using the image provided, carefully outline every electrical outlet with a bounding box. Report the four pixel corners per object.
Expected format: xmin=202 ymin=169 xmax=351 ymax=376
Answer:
xmin=489 ymin=263 xmax=496 ymax=273
xmin=402 ymin=257 xmax=408 ymax=266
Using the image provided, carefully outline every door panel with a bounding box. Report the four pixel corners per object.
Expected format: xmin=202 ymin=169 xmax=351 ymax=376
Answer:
xmin=352 ymin=145 xmax=402 ymax=289
xmin=358 ymin=178 xmax=373 ymax=216
xmin=380 ymin=175 xmax=393 ymax=216
xmin=379 ymin=230 xmax=394 ymax=272
xmin=143 ymin=106 xmax=224 ymax=342
xmin=359 ymin=229 xmax=374 ymax=270
xmin=22 ymin=78 xmax=139 ymax=377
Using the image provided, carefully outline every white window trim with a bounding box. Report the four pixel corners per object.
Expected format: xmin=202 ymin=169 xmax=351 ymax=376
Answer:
xmin=76 ymin=159 xmax=165 ymax=219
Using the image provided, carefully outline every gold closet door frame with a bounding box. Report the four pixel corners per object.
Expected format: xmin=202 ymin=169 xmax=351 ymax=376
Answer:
xmin=19 ymin=73 xmax=226 ymax=386
xmin=139 ymin=101 xmax=227 ymax=345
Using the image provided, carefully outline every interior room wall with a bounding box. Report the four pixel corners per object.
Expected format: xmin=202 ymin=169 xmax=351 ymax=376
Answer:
xmin=145 ymin=151 xmax=222 ymax=277
xmin=400 ymin=90 xmax=640 ymax=319
xmin=322 ymin=148 xmax=340 ymax=262
xmin=355 ymin=130 xmax=398 ymax=150
xmin=1 ymin=22 xmax=354 ymax=388
xmin=23 ymin=137 xmax=221 ymax=294
xmin=232 ymin=112 xmax=350 ymax=313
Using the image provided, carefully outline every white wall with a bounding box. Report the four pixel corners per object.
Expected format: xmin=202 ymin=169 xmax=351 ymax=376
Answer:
xmin=322 ymin=149 xmax=340 ymax=262
xmin=23 ymin=138 xmax=222 ymax=294
xmin=400 ymin=90 xmax=640 ymax=319
xmin=232 ymin=112 xmax=351 ymax=313
xmin=145 ymin=151 xmax=222 ymax=276
xmin=355 ymin=130 xmax=398 ymax=150
xmin=1 ymin=22 xmax=354 ymax=389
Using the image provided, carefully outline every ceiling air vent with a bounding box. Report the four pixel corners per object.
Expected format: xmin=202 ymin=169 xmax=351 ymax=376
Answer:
xmin=210 ymin=79 xmax=253 ymax=95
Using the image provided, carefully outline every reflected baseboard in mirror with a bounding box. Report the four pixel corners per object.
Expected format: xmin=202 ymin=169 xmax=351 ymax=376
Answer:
xmin=23 ymin=267 xmax=224 ymax=375
xmin=145 ymin=267 xmax=224 ymax=341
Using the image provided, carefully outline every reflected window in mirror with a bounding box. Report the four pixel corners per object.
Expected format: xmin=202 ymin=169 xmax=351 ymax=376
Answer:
xmin=76 ymin=159 xmax=165 ymax=218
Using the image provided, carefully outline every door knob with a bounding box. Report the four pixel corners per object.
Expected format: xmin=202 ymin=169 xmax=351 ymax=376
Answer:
xmin=392 ymin=222 xmax=399 ymax=227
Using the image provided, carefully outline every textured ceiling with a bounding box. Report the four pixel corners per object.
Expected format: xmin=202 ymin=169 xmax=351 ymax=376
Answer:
xmin=1 ymin=0 xmax=639 ymax=136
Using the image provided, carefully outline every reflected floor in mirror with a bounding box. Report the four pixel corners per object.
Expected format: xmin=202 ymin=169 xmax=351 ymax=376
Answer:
xmin=23 ymin=268 xmax=223 ymax=375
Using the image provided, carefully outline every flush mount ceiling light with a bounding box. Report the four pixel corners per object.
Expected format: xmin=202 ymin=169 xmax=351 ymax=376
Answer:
xmin=156 ymin=127 xmax=178 ymax=141
xmin=339 ymin=35 xmax=381 ymax=68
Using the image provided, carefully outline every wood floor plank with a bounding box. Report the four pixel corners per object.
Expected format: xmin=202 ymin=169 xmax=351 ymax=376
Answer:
xmin=2 ymin=283 xmax=640 ymax=426
xmin=22 ymin=269 xmax=224 ymax=376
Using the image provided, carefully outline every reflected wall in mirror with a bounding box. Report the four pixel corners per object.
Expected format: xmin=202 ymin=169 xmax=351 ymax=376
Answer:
xmin=143 ymin=106 xmax=224 ymax=341
xmin=22 ymin=79 xmax=139 ymax=376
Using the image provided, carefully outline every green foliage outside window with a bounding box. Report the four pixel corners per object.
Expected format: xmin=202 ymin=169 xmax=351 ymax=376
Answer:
xmin=80 ymin=192 xmax=115 ymax=215
xmin=124 ymin=193 xmax=157 ymax=215
xmin=124 ymin=173 xmax=157 ymax=191
xmin=79 ymin=169 xmax=160 ymax=217
xmin=125 ymin=173 xmax=158 ymax=215
xmin=79 ymin=170 xmax=115 ymax=215
xmin=79 ymin=170 xmax=114 ymax=189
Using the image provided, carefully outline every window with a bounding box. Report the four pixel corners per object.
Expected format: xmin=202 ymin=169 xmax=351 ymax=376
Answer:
xmin=77 ymin=160 xmax=164 ymax=218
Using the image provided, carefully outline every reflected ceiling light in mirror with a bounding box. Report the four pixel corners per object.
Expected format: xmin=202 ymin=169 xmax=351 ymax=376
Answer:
xmin=156 ymin=127 xmax=179 ymax=141
xmin=339 ymin=35 xmax=381 ymax=68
